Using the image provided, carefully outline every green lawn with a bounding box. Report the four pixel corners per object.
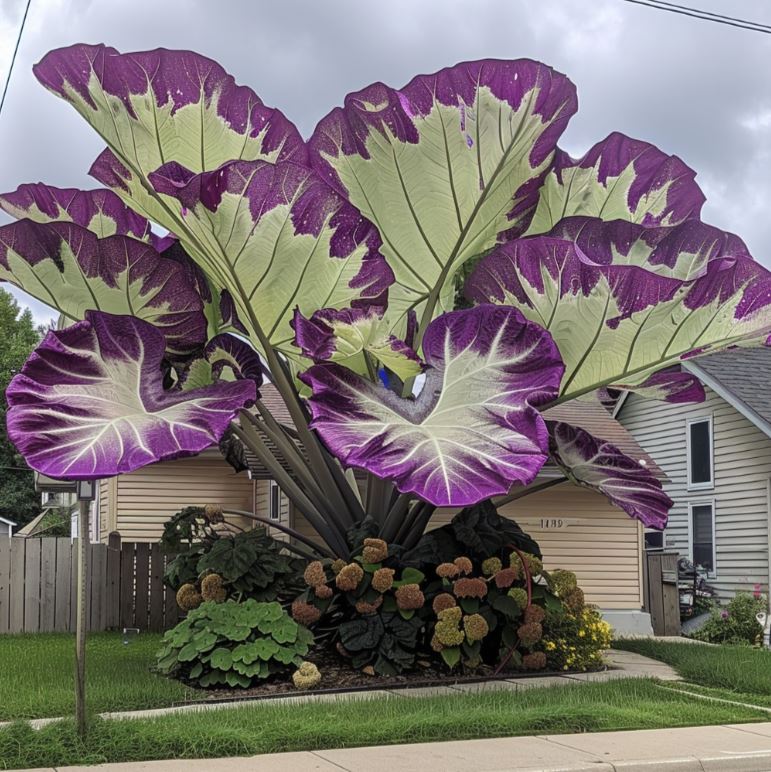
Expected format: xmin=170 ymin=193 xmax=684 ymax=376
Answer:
xmin=1 ymin=678 xmax=767 ymax=770
xmin=613 ymin=639 xmax=771 ymax=697
xmin=0 ymin=632 xmax=202 ymax=720
xmin=3 ymin=633 xmax=771 ymax=770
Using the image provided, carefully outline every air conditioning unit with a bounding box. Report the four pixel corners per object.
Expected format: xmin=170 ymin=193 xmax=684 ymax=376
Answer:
xmin=34 ymin=472 xmax=77 ymax=494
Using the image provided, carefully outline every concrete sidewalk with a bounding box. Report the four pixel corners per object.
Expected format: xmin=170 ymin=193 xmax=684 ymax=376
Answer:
xmin=24 ymin=721 xmax=771 ymax=771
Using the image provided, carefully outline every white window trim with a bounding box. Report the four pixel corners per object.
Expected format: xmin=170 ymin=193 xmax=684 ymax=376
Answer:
xmin=686 ymin=415 xmax=714 ymax=491
xmin=687 ymin=498 xmax=717 ymax=578
xmin=268 ymin=480 xmax=280 ymax=522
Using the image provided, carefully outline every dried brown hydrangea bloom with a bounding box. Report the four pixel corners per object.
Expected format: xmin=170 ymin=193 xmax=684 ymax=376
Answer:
xmin=331 ymin=559 xmax=347 ymax=575
xmin=563 ymin=587 xmax=586 ymax=614
xmin=203 ymin=504 xmax=224 ymax=523
xmin=176 ymin=583 xmax=202 ymax=611
xmin=549 ymin=569 xmax=578 ymax=597
xmin=303 ymin=560 xmax=327 ymax=588
xmin=517 ymin=621 xmax=543 ymax=646
xmin=291 ymin=599 xmax=321 ymax=626
xmin=200 ymin=573 xmax=227 ymax=603
xmin=335 ymin=562 xmax=365 ymax=592
xmin=292 ymin=661 xmax=321 ymax=690
xmin=452 ymin=577 xmax=487 ymax=599
xmin=436 ymin=562 xmax=460 ymax=579
xmin=522 ymin=651 xmax=547 ymax=670
xmin=395 ymin=583 xmax=425 ymax=610
xmin=493 ymin=567 xmax=517 ymax=589
xmin=481 ymin=557 xmax=502 ymax=576
xmin=463 ymin=613 xmax=489 ymax=642
xmin=432 ymin=593 xmax=457 ymax=614
xmin=453 ymin=556 xmax=473 ymax=575
xmin=355 ymin=596 xmax=383 ymax=614
xmin=524 ymin=604 xmax=546 ymax=624
xmin=362 ymin=538 xmax=388 ymax=564
xmin=507 ymin=587 xmax=528 ymax=609
xmin=430 ymin=633 xmax=444 ymax=652
xmin=314 ymin=583 xmax=333 ymax=599
xmin=371 ymin=567 xmax=395 ymax=593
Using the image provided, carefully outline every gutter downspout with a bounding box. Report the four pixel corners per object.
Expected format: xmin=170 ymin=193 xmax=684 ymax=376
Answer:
xmin=764 ymin=478 xmax=771 ymax=648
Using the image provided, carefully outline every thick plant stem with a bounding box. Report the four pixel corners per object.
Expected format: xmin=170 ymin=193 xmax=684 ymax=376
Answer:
xmin=401 ymin=502 xmax=437 ymax=549
xmin=231 ymin=424 xmax=348 ymax=557
xmin=380 ymin=492 xmax=412 ymax=543
xmin=492 ymin=477 xmax=568 ymax=508
xmin=240 ymin=410 xmax=346 ymax=530
xmin=222 ymin=509 xmax=332 ymax=559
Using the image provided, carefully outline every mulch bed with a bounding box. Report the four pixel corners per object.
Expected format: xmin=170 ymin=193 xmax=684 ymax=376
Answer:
xmin=188 ymin=647 xmax=609 ymax=705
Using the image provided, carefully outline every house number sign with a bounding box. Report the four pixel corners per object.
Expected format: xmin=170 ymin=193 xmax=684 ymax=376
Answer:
xmin=519 ymin=517 xmax=584 ymax=530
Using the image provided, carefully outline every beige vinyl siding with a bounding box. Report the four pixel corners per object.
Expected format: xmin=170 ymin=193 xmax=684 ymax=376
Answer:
xmin=101 ymin=453 xmax=255 ymax=542
xmin=618 ymin=386 xmax=771 ymax=599
xmin=99 ymin=453 xmax=293 ymax=543
xmin=292 ymin=484 xmax=643 ymax=610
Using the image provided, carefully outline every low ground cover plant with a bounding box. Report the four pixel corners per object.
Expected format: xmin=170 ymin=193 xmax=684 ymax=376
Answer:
xmin=156 ymin=599 xmax=314 ymax=688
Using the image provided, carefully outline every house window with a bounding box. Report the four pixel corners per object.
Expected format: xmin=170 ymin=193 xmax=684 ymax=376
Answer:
xmin=269 ymin=481 xmax=280 ymax=521
xmin=689 ymin=501 xmax=716 ymax=576
xmin=687 ymin=417 xmax=713 ymax=489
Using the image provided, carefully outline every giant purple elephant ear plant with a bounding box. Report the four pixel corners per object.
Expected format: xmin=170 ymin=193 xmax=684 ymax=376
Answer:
xmin=3 ymin=45 xmax=770 ymax=558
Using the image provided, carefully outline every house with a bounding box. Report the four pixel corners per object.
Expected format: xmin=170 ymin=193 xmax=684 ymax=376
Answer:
xmin=94 ymin=384 xmax=292 ymax=544
xmin=615 ymin=347 xmax=771 ymax=601
xmin=0 ymin=516 xmax=16 ymax=538
xmin=92 ymin=384 xmax=659 ymax=635
xmin=289 ymin=397 xmax=661 ymax=637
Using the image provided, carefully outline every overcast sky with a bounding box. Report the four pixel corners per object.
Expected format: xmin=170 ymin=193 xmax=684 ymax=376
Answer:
xmin=2 ymin=0 xmax=771 ymax=325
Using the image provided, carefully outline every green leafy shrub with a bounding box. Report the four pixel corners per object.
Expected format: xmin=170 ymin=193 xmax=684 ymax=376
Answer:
xmin=538 ymin=605 xmax=612 ymax=671
xmin=692 ymin=592 xmax=766 ymax=646
xmin=162 ymin=507 xmax=305 ymax=604
xmin=156 ymin=599 xmax=313 ymax=688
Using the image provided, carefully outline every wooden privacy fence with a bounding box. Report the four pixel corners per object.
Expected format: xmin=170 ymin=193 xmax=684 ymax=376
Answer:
xmin=0 ymin=533 xmax=181 ymax=634
xmin=643 ymin=551 xmax=681 ymax=636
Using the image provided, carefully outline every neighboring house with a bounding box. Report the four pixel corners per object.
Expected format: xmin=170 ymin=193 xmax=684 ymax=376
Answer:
xmin=616 ymin=347 xmax=771 ymax=601
xmin=0 ymin=516 xmax=16 ymax=538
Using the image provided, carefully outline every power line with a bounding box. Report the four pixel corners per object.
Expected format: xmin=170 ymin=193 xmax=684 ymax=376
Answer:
xmin=0 ymin=0 xmax=32 ymax=120
xmin=621 ymin=0 xmax=771 ymax=34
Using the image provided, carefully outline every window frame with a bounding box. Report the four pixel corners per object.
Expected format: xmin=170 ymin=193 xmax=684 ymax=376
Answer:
xmin=686 ymin=415 xmax=714 ymax=491
xmin=687 ymin=498 xmax=717 ymax=578
xmin=268 ymin=480 xmax=280 ymax=522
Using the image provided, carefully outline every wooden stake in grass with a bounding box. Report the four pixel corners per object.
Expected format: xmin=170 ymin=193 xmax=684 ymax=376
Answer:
xmin=75 ymin=482 xmax=95 ymax=737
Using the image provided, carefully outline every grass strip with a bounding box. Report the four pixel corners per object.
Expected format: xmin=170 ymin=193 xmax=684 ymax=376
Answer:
xmin=0 ymin=632 xmax=201 ymax=720
xmin=613 ymin=639 xmax=771 ymax=696
xmin=1 ymin=678 xmax=767 ymax=770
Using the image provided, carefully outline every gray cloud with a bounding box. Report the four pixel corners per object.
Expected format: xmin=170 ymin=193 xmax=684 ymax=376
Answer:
xmin=1 ymin=0 xmax=771 ymax=322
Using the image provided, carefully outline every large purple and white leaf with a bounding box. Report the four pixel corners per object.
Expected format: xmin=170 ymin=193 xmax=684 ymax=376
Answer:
xmin=609 ymin=366 xmax=705 ymax=404
xmin=292 ymin=306 xmax=421 ymax=381
xmin=301 ymin=305 xmax=564 ymax=506
xmin=465 ymin=218 xmax=771 ymax=401
xmin=34 ymin=44 xmax=306 ymax=250
xmin=0 ymin=219 xmax=207 ymax=358
xmin=6 ymin=311 xmax=255 ymax=480
xmin=309 ymin=59 xmax=577 ymax=325
xmin=0 ymin=183 xmax=151 ymax=240
xmin=524 ymin=133 xmax=705 ymax=236
xmin=177 ymin=333 xmax=262 ymax=391
xmin=548 ymin=421 xmax=672 ymax=529
xmin=148 ymin=160 xmax=393 ymax=356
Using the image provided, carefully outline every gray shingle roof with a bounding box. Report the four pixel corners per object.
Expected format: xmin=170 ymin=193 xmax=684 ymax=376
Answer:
xmin=687 ymin=347 xmax=771 ymax=435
